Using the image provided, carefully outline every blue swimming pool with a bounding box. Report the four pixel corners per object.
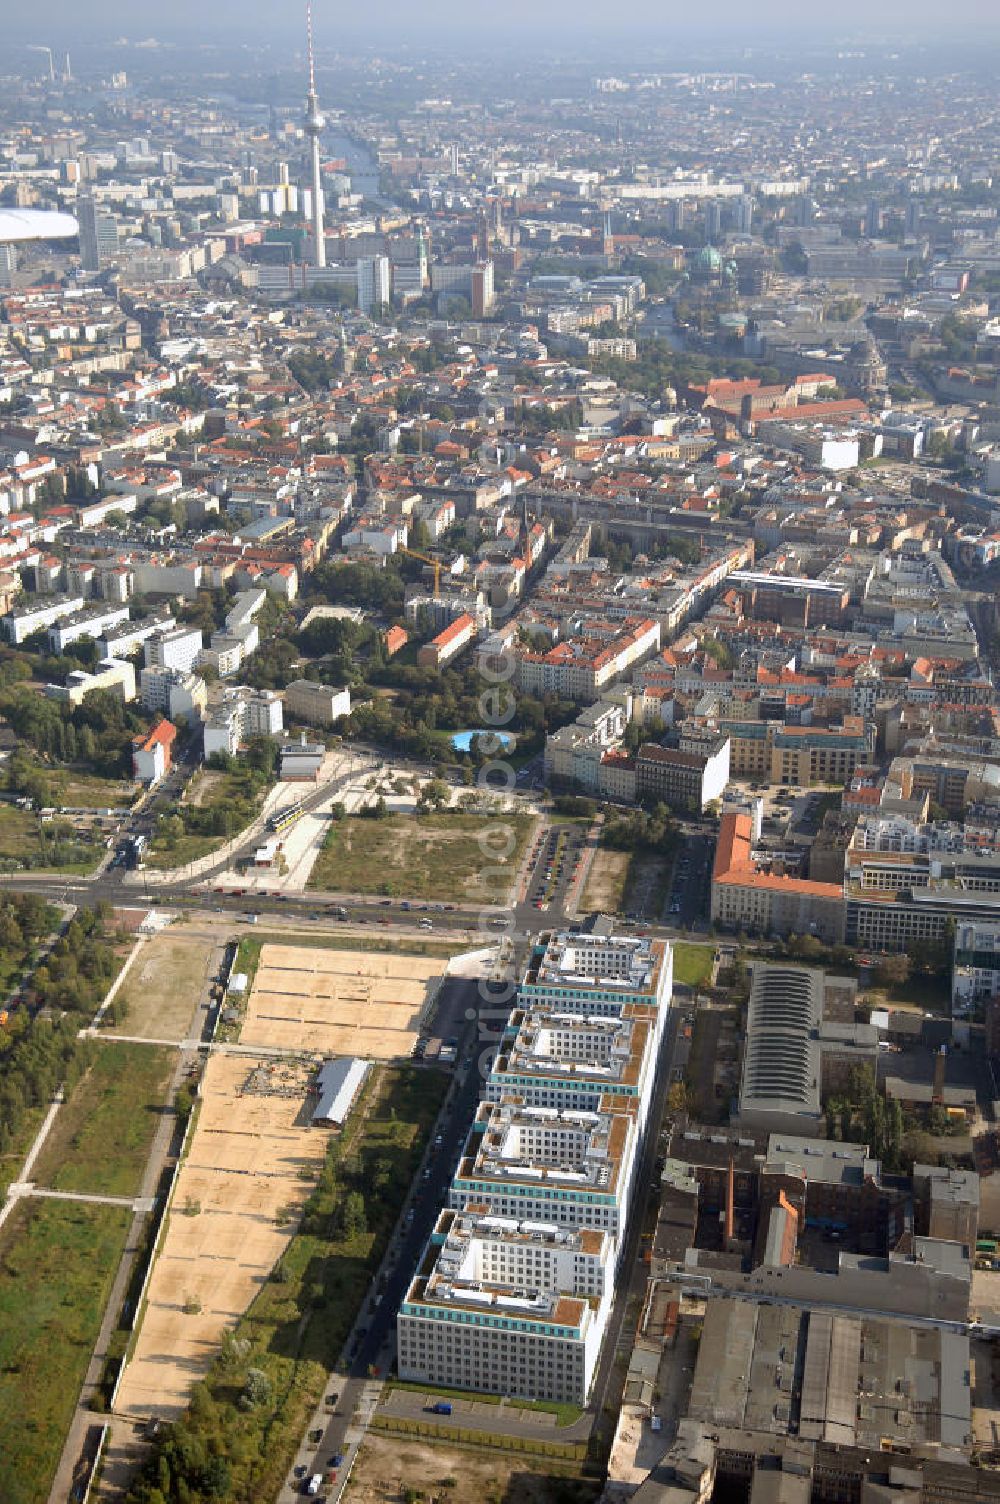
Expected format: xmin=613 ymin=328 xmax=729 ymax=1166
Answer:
xmin=450 ymin=729 xmax=514 ymax=753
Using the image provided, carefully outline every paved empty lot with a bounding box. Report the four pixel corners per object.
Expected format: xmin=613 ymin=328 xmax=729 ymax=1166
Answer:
xmin=241 ymin=943 xmax=442 ymax=1058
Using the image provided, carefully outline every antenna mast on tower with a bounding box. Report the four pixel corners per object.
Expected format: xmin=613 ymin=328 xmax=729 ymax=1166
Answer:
xmin=304 ymin=2 xmax=327 ymax=269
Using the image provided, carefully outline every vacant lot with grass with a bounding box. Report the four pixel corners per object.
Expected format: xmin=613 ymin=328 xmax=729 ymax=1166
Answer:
xmin=308 ymin=812 xmax=533 ymax=902
xmin=864 ymin=970 xmax=951 ymax=1015
xmin=114 ymin=931 xmax=217 ymax=1040
xmin=0 ymin=804 xmax=104 ymax=875
xmin=581 ymin=846 xmax=629 ymax=913
xmin=673 ymin=942 xmax=715 ymax=989
xmin=0 ymin=1199 xmax=131 ymax=1504
xmin=585 ymin=849 xmax=670 ymax=919
xmin=144 ymin=831 xmax=224 ymax=870
xmin=59 ymin=772 xmax=137 ymax=808
xmin=31 ymin=1041 xmax=175 ymax=1198
xmin=347 ymin=1434 xmax=600 ymax=1504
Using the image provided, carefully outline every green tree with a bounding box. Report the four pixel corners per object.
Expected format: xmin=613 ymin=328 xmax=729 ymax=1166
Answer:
xmin=422 ymin=778 xmax=449 ymax=807
xmin=701 ymin=635 xmax=734 ymax=670
xmin=874 ymin=953 xmax=911 ymax=990
xmin=341 ymin=1190 xmax=368 ymax=1240
xmin=902 ymin=1129 xmax=940 ymax=1168
xmin=240 ymin=1368 xmax=272 ymax=1409
xmin=201 ymin=1455 xmax=232 ymax=1498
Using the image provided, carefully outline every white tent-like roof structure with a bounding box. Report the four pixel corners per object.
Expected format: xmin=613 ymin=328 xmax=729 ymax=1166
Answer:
xmin=0 ymin=209 xmax=79 ymax=243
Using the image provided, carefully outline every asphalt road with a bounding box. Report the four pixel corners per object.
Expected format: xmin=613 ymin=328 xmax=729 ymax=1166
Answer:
xmin=661 ymin=831 xmax=715 ymax=930
xmin=0 ymin=863 xmax=714 ymax=965
xmin=0 ymin=869 xmax=492 ymax=935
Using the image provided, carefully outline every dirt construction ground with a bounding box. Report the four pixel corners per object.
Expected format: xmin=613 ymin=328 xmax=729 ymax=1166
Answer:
xmin=115 ymin=931 xmax=218 ymax=1040
xmin=346 ymin=1434 xmax=599 ymax=1504
xmin=114 ymin=1052 xmax=327 ymax=1422
xmin=241 ymin=943 xmax=441 ymax=1058
xmin=581 ymin=848 xmax=629 ymax=913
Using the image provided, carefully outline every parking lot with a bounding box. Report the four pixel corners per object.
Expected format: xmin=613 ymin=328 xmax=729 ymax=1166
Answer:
xmin=523 ymin=823 xmax=588 ymax=917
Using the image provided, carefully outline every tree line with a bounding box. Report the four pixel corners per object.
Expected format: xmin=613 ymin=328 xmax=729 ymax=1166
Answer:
xmin=603 ymin=803 xmax=679 ymax=855
xmin=0 ymin=902 xmax=121 ymax=1163
xmin=0 ymin=685 xmax=147 ymax=784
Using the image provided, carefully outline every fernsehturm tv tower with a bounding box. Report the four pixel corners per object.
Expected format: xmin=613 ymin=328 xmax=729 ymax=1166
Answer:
xmin=304 ymin=2 xmax=326 ymax=268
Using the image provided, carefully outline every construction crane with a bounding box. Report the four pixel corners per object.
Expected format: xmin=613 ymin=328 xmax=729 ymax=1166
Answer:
xmin=399 ymin=546 xmax=445 ymax=598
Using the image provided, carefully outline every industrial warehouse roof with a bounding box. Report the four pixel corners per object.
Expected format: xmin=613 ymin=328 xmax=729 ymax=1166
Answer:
xmin=689 ymin=1298 xmax=971 ymax=1452
xmin=738 ymin=964 xmax=822 ymax=1128
xmin=312 ymin=1057 xmax=369 ymax=1127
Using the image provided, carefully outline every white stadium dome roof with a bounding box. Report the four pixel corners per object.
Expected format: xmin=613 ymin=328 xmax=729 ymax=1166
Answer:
xmin=0 ymin=209 xmax=79 ymax=243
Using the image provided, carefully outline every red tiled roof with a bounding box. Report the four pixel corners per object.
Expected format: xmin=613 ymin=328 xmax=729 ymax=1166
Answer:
xmin=133 ymin=719 xmax=176 ymax=753
xmin=713 ymin=812 xmax=842 ymax=900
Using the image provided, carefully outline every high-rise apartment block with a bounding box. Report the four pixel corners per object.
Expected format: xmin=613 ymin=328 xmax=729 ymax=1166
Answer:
xmin=144 ymin=626 xmax=204 ymax=675
xmin=357 ymin=254 xmax=390 ymax=315
xmin=77 ymin=196 xmax=119 ymax=270
xmin=471 ymin=261 xmax=495 ymax=316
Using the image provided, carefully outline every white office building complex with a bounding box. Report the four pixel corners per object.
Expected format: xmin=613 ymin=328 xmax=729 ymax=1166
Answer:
xmin=398 ymin=929 xmax=672 ymax=1405
xmin=518 ymin=931 xmax=673 ymax=1035
xmin=484 ymin=1008 xmax=660 ymax=1130
xmin=425 ymin=1209 xmax=615 ymax=1308
xmin=398 ymin=1211 xmax=612 ymax=1404
xmin=450 ymin=1101 xmax=641 ymax=1238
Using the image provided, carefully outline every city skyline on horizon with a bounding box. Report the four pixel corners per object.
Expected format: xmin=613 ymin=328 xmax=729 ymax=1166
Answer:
xmin=5 ymin=0 xmax=1000 ymax=47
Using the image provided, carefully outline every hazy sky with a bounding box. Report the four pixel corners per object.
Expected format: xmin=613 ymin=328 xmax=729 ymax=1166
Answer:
xmin=9 ymin=0 xmax=1000 ymax=41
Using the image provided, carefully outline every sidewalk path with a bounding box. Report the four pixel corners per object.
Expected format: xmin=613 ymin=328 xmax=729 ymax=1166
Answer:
xmin=9 ymin=1186 xmax=143 ymax=1211
xmin=0 ymin=1087 xmax=64 ymax=1236
xmin=90 ymin=933 xmax=147 ymax=1029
